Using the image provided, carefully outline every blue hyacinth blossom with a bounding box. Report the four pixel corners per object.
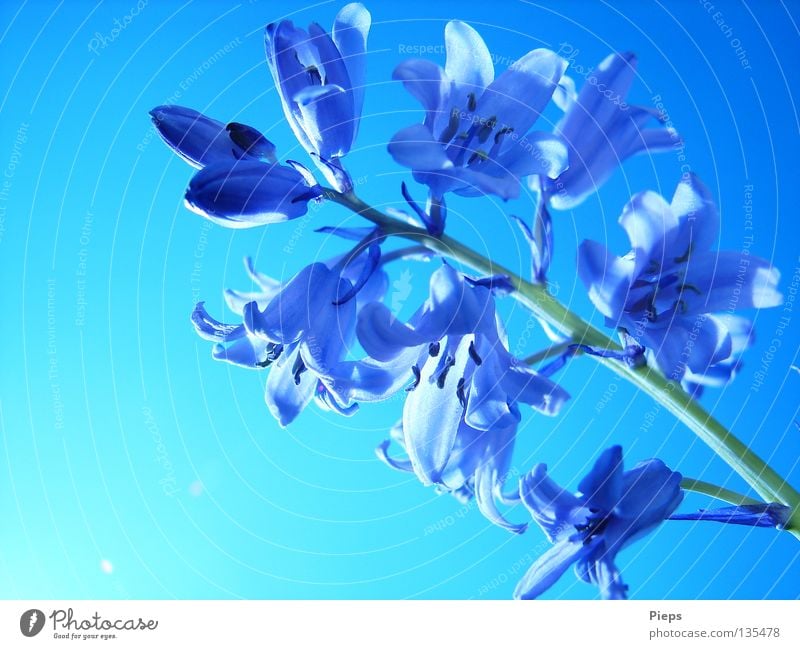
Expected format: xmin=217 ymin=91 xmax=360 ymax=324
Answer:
xmin=388 ymin=21 xmax=569 ymax=202
xmin=361 ymin=264 xmax=569 ymax=530
xmin=578 ymin=174 xmax=782 ymax=386
xmin=544 ymin=52 xmax=679 ymax=210
xmin=265 ymin=3 xmax=371 ymax=191
xmin=515 ymin=446 xmax=683 ymax=599
xmin=150 ymin=105 xmax=322 ymax=227
xmin=193 ymin=250 xmax=387 ymax=426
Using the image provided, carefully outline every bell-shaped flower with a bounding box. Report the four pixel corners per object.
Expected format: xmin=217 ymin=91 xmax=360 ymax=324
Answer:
xmin=388 ymin=21 xmax=569 ymax=202
xmin=544 ymin=53 xmax=679 ymax=210
xmin=514 ymin=446 xmax=683 ymax=599
xmin=378 ymin=412 xmax=526 ymax=532
xmin=193 ymin=249 xmax=387 ymax=427
xmin=577 ymin=174 xmax=782 ymax=386
xmin=150 ymin=105 xmax=322 ymax=227
xmin=360 ymin=264 xmax=569 ymax=529
xmin=265 ymin=3 xmax=371 ymax=191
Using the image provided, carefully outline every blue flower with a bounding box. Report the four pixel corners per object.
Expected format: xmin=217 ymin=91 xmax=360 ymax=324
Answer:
xmin=388 ymin=21 xmax=568 ymax=202
xmin=193 ymin=250 xmax=387 ymax=426
xmin=544 ymin=52 xmax=679 ymax=210
xmin=577 ymin=174 xmax=782 ymax=386
xmin=514 ymin=446 xmax=683 ymax=599
xmin=265 ymin=3 xmax=371 ymax=191
xmin=378 ymin=414 xmax=526 ymax=532
xmin=361 ymin=264 xmax=569 ymax=530
xmin=150 ymin=105 xmax=322 ymax=227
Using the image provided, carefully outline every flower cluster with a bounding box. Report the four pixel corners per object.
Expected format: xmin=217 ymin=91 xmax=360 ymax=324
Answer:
xmin=152 ymin=4 xmax=790 ymax=600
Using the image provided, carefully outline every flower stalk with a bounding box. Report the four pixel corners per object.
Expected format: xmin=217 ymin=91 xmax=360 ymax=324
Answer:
xmin=330 ymin=189 xmax=800 ymax=537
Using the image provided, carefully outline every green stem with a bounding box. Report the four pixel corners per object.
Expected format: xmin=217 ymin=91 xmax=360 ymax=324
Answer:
xmin=328 ymin=190 xmax=800 ymax=536
xmin=680 ymin=478 xmax=761 ymax=507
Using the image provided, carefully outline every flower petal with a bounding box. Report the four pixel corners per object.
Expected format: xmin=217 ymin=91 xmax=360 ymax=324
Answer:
xmin=211 ymin=337 xmax=265 ymax=369
xmin=683 ymin=252 xmax=782 ymax=312
xmin=618 ymin=190 xmax=679 ymax=273
xmin=671 ymin=173 xmax=719 ymax=255
xmin=245 ymin=263 xmax=336 ymax=343
xmin=477 ymin=48 xmax=566 ymax=136
xmin=594 ymin=556 xmax=628 ymax=600
xmin=185 ymin=160 xmax=319 ymax=228
xmin=392 ymin=59 xmax=449 ymax=130
xmin=616 ymin=458 xmax=683 ymax=523
xmin=474 ymin=463 xmax=527 ymax=534
xmin=520 ymin=463 xmax=582 ymax=541
xmin=513 ymin=540 xmax=589 ymax=600
xmin=500 ymin=365 xmax=570 ymax=415
xmin=388 ymin=123 xmax=453 ymax=171
xmin=502 ymin=131 xmax=570 ymax=181
xmin=444 ymin=20 xmax=493 ymax=102
xmin=402 ymin=336 xmax=471 ymax=484
xmin=294 ymin=84 xmax=355 ymax=159
xmin=577 ymin=445 xmax=624 ymax=513
xmin=332 ymin=3 xmax=371 ymax=124
xmin=150 ymin=105 xmax=244 ymax=169
xmin=577 ymin=240 xmax=634 ymax=320
xmin=264 ymin=347 xmax=316 ymax=426
xmin=191 ymin=302 xmax=246 ymax=342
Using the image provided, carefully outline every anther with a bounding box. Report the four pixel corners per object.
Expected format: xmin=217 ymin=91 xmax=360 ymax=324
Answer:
xmin=456 ymin=377 xmax=467 ymax=408
xmin=292 ymin=354 xmax=307 ymax=385
xmin=468 ymin=340 xmax=483 ymax=365
xmin=436 ymin=356 xmax=456 ymax=388
xmin=405 ymin=365 xmax=421 ymax=392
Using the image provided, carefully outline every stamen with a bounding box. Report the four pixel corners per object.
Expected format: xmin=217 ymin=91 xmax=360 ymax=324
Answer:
xmin=405 ymin=365 xmax=421 ymax=392
xmin=436 ymin=356 xmax=456 ymax=388
xmin=674 ymin=244 xmax=692 ymax=264
xmin=305 ymin=65 xmax=323 ymax=85
xmin=439 ymin=108 xmax=461 ymax=144
xmin=292 ymin=354 xmax=307 ymax=385
xmin=428 ymin=341 xmax=440 ymax=357
xmin=679 ymin=283 xmax=702 ymax=295
xmin=468 ymin=340 xmax=483 ymax=365
xmin=494 ymin=126 xmax=513 ymax=143
xmin=477 ymin=115 xmax=497 ymax=142
xmin=467 ymin=149 xmax=489 ymax=165
xmin=256 ymin=343 xmax=284 ymax=368
xmin=467 ymin=92 xmax=477 ymax=112
xmin=456 ymin=377 xmax=467 ymax=408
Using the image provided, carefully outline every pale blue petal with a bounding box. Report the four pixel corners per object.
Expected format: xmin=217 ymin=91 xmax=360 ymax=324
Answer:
xmin=513 ymin=540 xmax=589 ymax=599
xmin=388 ymin=123 xmax=454 ymax=171
xmin=191 ymin=302 xmax=245 ymax=342
xmin=618 ymin=190 xmax=679 ymax=273
xmin=332 ymin=3 xmax=371 ymax=123
xmin=402 ymin=336 xmax=471 ymax=484
xmin=477 ymin=48 xmax=566 ymax=136
xmin=520 ymin=463 xmax=582 ymax=542
xmin=265 ymin=348 xmax=316 ymax=427
xmin=577 ymin=240 xmax=634 ymax=320
xmin=444 ymin=20 xmax=494 ymax=121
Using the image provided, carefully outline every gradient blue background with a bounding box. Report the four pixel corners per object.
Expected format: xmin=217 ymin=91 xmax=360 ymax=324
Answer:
xmin=1 ymin=0 xmax=799 ymax=599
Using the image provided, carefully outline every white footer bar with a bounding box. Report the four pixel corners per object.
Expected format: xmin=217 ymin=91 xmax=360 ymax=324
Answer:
xmin=1 ymin=600 xmax=797 ymax=647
